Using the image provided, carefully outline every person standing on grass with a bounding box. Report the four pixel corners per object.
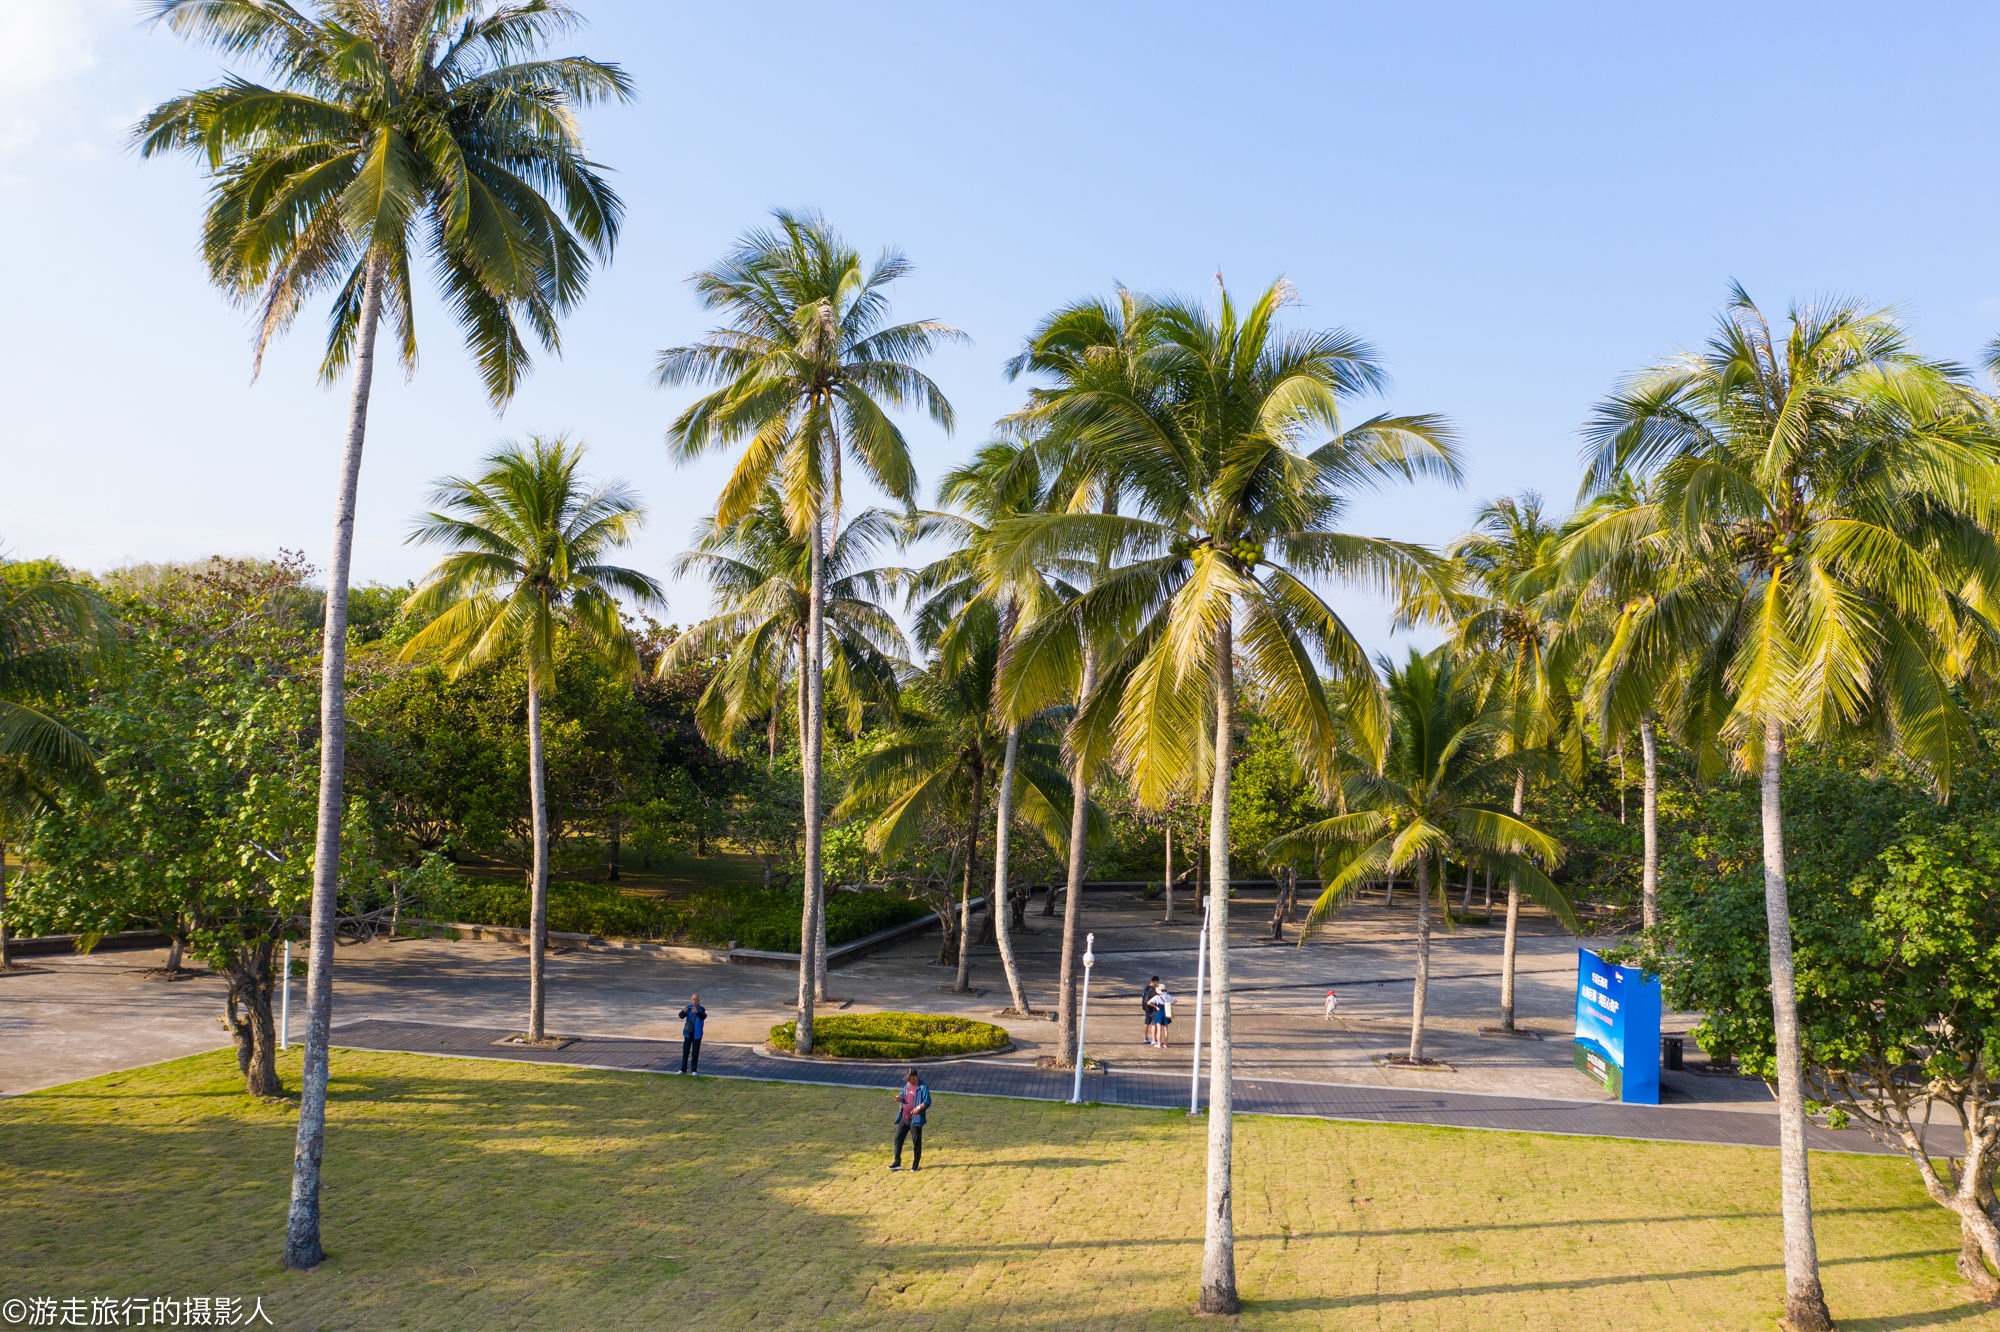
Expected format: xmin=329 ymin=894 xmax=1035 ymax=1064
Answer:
xmin=890 ymin=1068 xmax=930 ymax=1171
xmin=678 ymin=994 xmax=707 ymax=1074
xmin=1142 ymin=976 xmax=1161 ymax=1045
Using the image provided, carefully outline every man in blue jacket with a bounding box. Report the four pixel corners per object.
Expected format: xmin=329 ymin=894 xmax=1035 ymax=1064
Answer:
xmin=677 ymin=994 xmax=706 ymax=1074
xmin=889 ymin=1068 xmax=930 ymax=1171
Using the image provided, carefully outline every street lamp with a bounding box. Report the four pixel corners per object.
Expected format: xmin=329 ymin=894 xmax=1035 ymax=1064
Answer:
xmin=1189 ymin=896 xmax=1210 ymax=1115
xmin=279 ymin=939 xmax=291 ymax=1051
xmin=1069 ymin=932 xmax=1096 ymax=1104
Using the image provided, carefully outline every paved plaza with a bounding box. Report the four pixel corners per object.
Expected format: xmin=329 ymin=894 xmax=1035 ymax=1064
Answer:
xmin=4 ymin=886 xmax=1808 ymax=1140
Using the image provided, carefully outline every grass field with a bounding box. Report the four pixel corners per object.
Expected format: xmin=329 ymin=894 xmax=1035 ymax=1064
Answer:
xmin=0 ymin=1051 xmax=1990 ymax=1330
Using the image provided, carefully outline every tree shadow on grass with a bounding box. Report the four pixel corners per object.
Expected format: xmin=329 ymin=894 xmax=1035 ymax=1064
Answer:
xmin=1239 ymin=1251 xmax=1961 ymax=1313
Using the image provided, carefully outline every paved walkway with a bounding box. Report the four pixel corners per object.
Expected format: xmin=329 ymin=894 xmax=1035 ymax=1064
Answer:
xmin=331 ymin=1016 xmax=1911 ymax=1157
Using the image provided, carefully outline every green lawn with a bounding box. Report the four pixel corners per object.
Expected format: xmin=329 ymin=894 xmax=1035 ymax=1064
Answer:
xmin=0 ymin=1051 xmax=1989 ymax=1330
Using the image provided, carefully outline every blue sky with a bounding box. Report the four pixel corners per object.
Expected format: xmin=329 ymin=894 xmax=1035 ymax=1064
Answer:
xmin=6 ymin=1 xmax=1999 ymax=654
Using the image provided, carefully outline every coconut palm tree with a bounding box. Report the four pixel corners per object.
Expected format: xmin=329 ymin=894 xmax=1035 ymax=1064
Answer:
xmin=135 ymin=0 xmax=630 ymax=1268
xmin=903 ymin=439 xmax=1081 ymax=1013
xmin=656 ymin=210 xmax=961 ymax=1056
xmin=989 ymin=278 xmax=1458 ymax=1315
xmin=662 ymin=494 xmax=907 ymax=764
xmin=1270 ymin=648 xmax=1577 ymax=1061
xmin=1576 ymin=287 xmax=2000 ymax=1332
xmin=1000 ymin=288 xmax=1157 ymax=1052
xmin=0 ymin=561 xmax=122 ymax=968
xmin=1557 ymin=472 xmax=1721 ymax=934
xmin=1413 ymin=493 xmax=1585 ymax=1030
xmin=400 ymin=437 xmax=662 ymax=1045
xmin=834 ymin=632 xmax=1082 ymax=992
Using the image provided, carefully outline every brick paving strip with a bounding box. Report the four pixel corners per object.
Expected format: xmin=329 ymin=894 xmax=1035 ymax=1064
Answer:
xmin=330 ymin=1017 xmax=1925 ymax=1158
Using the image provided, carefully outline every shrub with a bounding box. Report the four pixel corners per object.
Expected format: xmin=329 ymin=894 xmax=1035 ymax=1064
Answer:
xmin=767 ymin=1011 xmax=1010 ymax=1060
xmin=414 ymin=872 xmax=927 ymax=949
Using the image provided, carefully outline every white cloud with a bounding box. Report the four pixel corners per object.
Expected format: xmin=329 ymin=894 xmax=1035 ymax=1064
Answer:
xmin=0 ymin=0 xmax=127 ymax=157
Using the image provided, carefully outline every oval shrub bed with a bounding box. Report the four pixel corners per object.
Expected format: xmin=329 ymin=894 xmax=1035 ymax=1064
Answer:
xmin=767 ymin=1012 xmax=1010 ymax=1060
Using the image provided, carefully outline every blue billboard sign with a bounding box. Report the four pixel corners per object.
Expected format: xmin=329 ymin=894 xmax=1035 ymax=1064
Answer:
xmin=1572 ymin=948 xmax=1662 ymax=1104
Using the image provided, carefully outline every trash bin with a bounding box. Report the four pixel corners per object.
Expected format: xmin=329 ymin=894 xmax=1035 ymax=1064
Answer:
xmin=1661 ymin=1035 xmax=1684 ymax=1071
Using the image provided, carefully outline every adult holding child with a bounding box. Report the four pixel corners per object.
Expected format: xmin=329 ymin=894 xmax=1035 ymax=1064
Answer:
xmin=1149 ymin=985 xmax=1176 ymax=1048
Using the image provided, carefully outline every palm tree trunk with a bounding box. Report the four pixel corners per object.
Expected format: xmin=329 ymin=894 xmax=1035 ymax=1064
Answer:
xmin=955 ymin=777 xmax=984 ymax=993
xmin=284 ymin=247 xmax=387 ymax=1272
xmin=795 ymin=517 xmax=828 ymax=1054
xmin=1198 ymin=616 xmax=1239 ymax=1316
xmin=1761 ymin=719 xmax=1833 ymax=1330
xmin=1162 ymin=823 xmax=1174 ymax=924
xmin=1409 ymin=852 xmax=1432 ymax=1062
xmin=0 ymin=839 xmax=11 ymax=971
xmin=1462 ymin=858 xmax=1475 ymax=911
xmin=1056 ymin=650 xmax=1098 ymax=1059
xmin=1499 ymin=768 xmax=1525 ymax=1033
xmin=526 ymin=663 xmax=551 ymax=1042
xmin=990 ymin=725 xmax=1030 ymax=1013
xmin=1640 ymin=715 xmax=1660 ymax=931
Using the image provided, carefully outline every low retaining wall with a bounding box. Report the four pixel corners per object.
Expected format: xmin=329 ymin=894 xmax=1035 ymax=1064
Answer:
xmin=9 ymin=930 xmax=173 ymax=957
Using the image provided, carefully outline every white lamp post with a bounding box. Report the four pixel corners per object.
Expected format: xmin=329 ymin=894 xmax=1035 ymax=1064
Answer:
xmin=279 ymin=939 xmax=291 ymax=1051
xmin=1189 ymin=896 xmax=1210 ymax=1115
xmin=1069 ymin=932 xmax=1096 ymax=1104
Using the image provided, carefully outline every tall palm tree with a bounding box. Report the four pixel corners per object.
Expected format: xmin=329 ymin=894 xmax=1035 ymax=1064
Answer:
xmin=662 ymin=494 xmax=907 ymax=765
xmin=1001 ymin=288 xmax=1156 ymax=1052
xmin=1576 ymin=287 xmax=2000 ymax=1332
xmin=1558 ymin=472 xmax=1716 ymax=934
xmin=1415 ymin=493 xmax=1584 ymax=1031
xmin=834 ymin=634 xmax=1081 ymax=993
xmin=903 ymin=439 xmax=1080 ymax=1014
xmin=0 ymin=562 xmax=121 ymax=968
xmin=656 ymin=210 xmax=961 ymax=1056
xmin=401 ymin=437 xmax=662 ymax=1044
xmin=135 ymin=0 xmax=630 ymax=1269
xmin=990 ymin=278 xmax=1458 ymax=1315
xmin=1270 ymin=648 xmax=1577 ymax=1061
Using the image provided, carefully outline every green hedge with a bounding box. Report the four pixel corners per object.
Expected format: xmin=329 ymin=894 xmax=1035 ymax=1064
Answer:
xmin=417 ymin=876 xmax=927 ymax=950
xmin=767 ymin=1012 xmax=1011 ymax=1060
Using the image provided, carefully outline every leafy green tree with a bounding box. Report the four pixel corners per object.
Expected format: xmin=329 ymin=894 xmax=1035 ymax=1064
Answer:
xmin=991 ymin=278 xmax=1456 ymax=1315
xmin=15 ymin=559 xmax=342 ymax=1097
xmin=1270 ymin=649 xmax=1576 ymax=1062
xmin=135 ymin=0 xmax=631 ymax=1267
xmin=1632 ymin=745 xmax=2000 ymax=1300
xmin=0 ymin=558 xmax=120 ymax=968
xmin=401 ymin=437 xmax=662 ymax=1043
xmin=656 ymin=209 xmax=961 ymax=1055
xmin=1577 ymin=289 xmax=2000 ymax=1331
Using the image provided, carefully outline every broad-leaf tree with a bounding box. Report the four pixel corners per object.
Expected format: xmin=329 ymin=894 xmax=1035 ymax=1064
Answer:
xmin=990 ymin=278 xmax=1457 ymax=1315
xmin=656 ymin=210 xmax=961 ymax=1055
xmin=135 ymin=0 xmax=630 ymax=1269
xmin=401 ymin=437 xmax=662 ymax=1042
xmin=1577 ymin=287 xmax=2000 ymax=1331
